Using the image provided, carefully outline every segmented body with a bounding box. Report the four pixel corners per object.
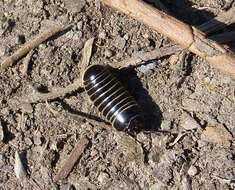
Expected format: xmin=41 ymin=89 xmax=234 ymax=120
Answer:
xmin=83 ymin=65 xmax=144 ymax=134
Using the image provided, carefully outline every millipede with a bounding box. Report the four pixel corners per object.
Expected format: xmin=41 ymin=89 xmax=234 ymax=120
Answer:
xmin=83 ymin=65 xmax=145 ymax=136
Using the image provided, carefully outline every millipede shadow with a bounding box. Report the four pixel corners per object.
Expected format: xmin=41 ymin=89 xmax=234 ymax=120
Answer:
xmin=109 ymin=66 xmax=163 ymax=133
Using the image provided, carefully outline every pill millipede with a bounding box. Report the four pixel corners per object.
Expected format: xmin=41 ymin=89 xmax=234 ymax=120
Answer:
xmin=83 ymin=64 xmax=145 ymax=136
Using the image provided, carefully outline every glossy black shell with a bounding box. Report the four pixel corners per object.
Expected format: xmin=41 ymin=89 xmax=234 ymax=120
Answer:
xmin=83 ymin=65 xmax=144 ymax=135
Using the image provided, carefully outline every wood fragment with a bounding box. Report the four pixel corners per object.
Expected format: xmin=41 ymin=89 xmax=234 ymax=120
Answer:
xmin=197 ymin=7 xmax=235 ymax=35
xmin=0 ymin=25 xmax=65 ymax=72
xmin=112 ymin=45 xmax=183 ymax=68
xmin=54 ymin=137 xmax=89 ymax=181
xmin=101 ymin=0 xmax=235 ymax=79
xmin=21 ymin=50 xmax=34 ymax=76
xmin=81 ymin=37 xmax=95 ymax=68
xmin=14 ymin=151 xmax=27 ymax=186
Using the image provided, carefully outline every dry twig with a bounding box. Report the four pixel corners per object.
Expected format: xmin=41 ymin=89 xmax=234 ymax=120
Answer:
xmin=0 ymin=25 xmax=66 ymax=72
xmin=54 ymin=137 xmax=89 ymax=181
xmin=101 ymin=0 xmax=235 ymax=79
xmin=111 ymin=45 xmax=183 ymax=68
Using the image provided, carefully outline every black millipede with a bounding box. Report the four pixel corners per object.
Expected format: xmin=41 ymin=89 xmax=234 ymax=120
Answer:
xmin=83 ymin=65 xmax=145 ymax=136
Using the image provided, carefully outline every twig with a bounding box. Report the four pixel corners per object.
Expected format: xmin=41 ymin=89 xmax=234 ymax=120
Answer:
xmin=197 ymin=7 xmax=235 ymax=35
xmin=168 ymin=132 xmax=188 ymax=147
xmin=111 ymin=45 xmax=183 ymax=68
xmin=101 ymin=0 xmax=235 ymax=79
xmin=0 ymin=25 xmax=66 ymax=72
xmin=54 ymin=137 xmax=89 ymax=181
xmin=8 ymin=79 xmax=82 ymax=110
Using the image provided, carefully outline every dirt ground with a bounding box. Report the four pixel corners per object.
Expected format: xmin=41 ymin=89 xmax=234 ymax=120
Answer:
xmin=0 ymin=0 xmax=234 ymax=190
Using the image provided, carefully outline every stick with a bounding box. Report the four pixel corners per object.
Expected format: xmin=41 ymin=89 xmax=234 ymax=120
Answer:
xmin=101 ymin=0 xmax=235 ymax=79
xmin=197 ymin=7 xmax=235 ymax=35
xmin=54 ymin=137 xmax=89 ymax=181
xmin=111 ymin=45 xmax=183 ymax=68
xmin=0 ymin=25 xmax=65 ymax=72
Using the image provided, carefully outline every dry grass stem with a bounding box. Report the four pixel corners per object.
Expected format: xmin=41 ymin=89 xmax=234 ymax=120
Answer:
xmin=54 ymin=137 xmax=89 ymax=181
xmin=0 ymin=25 xmax=65 ymax=72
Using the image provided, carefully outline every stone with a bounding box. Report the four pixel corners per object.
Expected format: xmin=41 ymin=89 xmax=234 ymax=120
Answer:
xmin=98 ymin=172 xmax=110 ymax=184
xmin=99 ymin=31 xmax=106 ymax=39
xmin=105 ymin=49 xmax=113 ymax=58
xmin=160 ymin=120 xmax=171 ymax=131
xmin=77 ymin=21 xmax=83 ymax=30
xmin=187 ymin=165 xmax=198 ymax=176
xmin=64 ymin=0 xmax=86 ymax=13
xmin=200 ymin=124 xmax=232 ymax=146
xmin=180 ymin=112 xmax=200 ymax=130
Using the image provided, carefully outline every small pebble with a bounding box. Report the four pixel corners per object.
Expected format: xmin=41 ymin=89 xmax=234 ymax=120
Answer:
xmin=77 ymin=21 xmax=83 ymax=30
xmin=160 ymin=120 xmax=171 ymax=131
xmin=137 ymin=62 xmax=157 ymax=74
xmin=98 ymin=172 xmax=110 ymax=184
xmin=180 ymin=112 xmax=200 ymax=130
xmin=105 ymin=49 xmax=113 ymax=58
xmin=0 ymin=122 xmax=4 ymax=142
xmin=24 ymin=137 xmax=33 ymax=146
xmin=33 ymin=132 xmax=42 ymax=146
xmin=99 ymin=31 xmax=106 ymax=39
xmin=169 ymin=54 xmax=179 ymax=65
xmin=149 ymin=181 xmax=166 ymax=190
xmin=61 ymin=184 xmax=73 ymax=190
xmin=188 ymin=165 xmax=198 ymax=176
xmin=16 ymin=34 xmax=25 ymax=44
xmin=90 ymin=149 xmax=98 ymax=157
xmin=123 ymin=34 xmax=129 ymax=40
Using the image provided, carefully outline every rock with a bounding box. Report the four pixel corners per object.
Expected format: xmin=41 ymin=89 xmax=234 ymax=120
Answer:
xmin=160 ymin=120 xmax=171 ymax=131
xmin=123 ymin=34 xmax=129 ymax=40
xmin=76 ymin=21 xmax=83 ymax=30
xmin=61 ymin=184 xmax=73 ymax=190
xmin=33 ymin=132 xmax=42 ymax=146
xmin=113 ymin=36 xmax=126 ymax=49
xmin=200 ymin=124 xmax=232 ymax=146
xmin=0 ymin=121 xmax=4 ymax=142
xmin=180 ymin=112 xmax=200 ymax=130
xmin=169 ymin=54 xmax=179 ymax=65
xmin=137 ymin=62 xmax=157 ymax=74
xmin=187 ymin=165 xmax=198 ymax=176
xmin=64 ymin=0 xmax=86 ymax=13
xmin=99 ymin=31 xmax=106 ymax=39
xmin=149 ymin=181 xmax=166 ymax=190
xmin=105 ymin=49 xmax=113 ymax=58
xmin=98 ymin=172 xmax=110 ymax=184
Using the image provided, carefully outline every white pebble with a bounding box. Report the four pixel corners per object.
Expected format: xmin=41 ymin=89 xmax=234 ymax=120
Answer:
xmin=188 ymin=165 xmax=198 ymax=176
xmin=98 ymin=172 xmax=110 ymax=184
